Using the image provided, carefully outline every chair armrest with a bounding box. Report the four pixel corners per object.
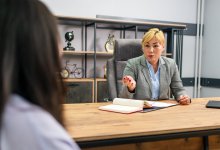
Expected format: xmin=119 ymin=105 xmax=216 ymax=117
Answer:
xmin=107 ymin=58 xmax=117 ymax=100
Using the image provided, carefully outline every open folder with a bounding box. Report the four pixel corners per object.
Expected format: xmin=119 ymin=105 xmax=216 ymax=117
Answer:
xmin=99 ymin=98 xmax=177 ymax=114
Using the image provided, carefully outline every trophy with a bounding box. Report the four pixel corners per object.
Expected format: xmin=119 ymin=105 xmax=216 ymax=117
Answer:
xmin=63 ymin=31 xmax=75 ymax=51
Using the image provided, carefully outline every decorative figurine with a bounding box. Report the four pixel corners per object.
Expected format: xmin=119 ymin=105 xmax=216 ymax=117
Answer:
xmin=105 ymin=34 xmax=115 ymax=53
xmin=63 ymin=31 xmax=75 ymax=51
xmin=60 ymin=60 xmax=84 ymax=78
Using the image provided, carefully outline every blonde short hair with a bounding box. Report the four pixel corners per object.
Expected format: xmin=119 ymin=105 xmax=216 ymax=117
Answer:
xmin=142 ymin=28 xmax=165 ymax=48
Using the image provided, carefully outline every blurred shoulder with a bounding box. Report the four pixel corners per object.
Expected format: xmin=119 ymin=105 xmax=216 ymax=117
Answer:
xmin=2 ymin=94 xmax=80 ymax=150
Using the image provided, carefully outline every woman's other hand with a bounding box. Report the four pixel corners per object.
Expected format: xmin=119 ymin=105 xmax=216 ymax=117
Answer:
xmin=178 ymin=95 xmax=191 ymax=105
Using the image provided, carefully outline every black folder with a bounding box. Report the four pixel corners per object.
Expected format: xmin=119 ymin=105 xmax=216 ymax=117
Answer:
xmin=206 ymin=100 xmax=220 ymax=109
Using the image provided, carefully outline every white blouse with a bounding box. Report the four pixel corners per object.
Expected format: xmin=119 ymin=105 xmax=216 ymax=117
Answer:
xmin=0 ymin=94 xmax=80 ymax=150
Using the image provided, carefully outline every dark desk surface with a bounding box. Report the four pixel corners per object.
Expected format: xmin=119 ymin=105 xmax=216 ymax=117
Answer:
xmin=63 ymin=97 xmax=220 ymax=147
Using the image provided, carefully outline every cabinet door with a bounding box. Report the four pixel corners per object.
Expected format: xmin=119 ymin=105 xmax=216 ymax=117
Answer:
xmin=65 ymin=81 xmax=94 ymax=103
xmin=97 ymin=80 xmax=109 ymax=102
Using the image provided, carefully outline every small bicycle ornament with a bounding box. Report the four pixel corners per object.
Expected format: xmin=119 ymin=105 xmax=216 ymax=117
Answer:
xmin=61 ymin=60 xmax=84 ymax=79
xmin=105 ymin=34 xmax=115 ymax=53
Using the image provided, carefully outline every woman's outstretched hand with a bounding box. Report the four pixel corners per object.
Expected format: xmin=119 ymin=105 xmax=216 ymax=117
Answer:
xmin=122 ymin=75 xmax=136 ymax=92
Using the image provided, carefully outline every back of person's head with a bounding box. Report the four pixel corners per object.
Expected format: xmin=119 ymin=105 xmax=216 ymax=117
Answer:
xmin=0 ymin=0 xmax=65 ymax=124
xmin=142 ymin=28 xmax=165 ymax=47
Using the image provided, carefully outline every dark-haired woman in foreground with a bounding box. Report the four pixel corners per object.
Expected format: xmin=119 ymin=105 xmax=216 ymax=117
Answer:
xmin=0 ymin=0 xmax=80 ymax=149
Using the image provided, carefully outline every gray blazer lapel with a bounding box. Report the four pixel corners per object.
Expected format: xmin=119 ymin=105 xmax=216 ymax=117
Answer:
xmin=140 ymin=56 xmax=152 ymax=94
xmin=159 ymin=58 xmax=169 ymax=98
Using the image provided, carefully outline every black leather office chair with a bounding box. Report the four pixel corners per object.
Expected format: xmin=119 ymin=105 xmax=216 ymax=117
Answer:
xmin=106 ymin=39 xmax=143 ymax=100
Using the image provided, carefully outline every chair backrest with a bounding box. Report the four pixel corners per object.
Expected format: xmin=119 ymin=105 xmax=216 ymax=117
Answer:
xmin=107 ymin=39 xmax=143 ymax=100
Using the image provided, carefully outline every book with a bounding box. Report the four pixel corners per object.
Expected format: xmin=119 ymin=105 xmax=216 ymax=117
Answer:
xmin=206 ymin=100 xmax=220 ymax=109
xmin=99 ymin=98 xmax=177 ymax=114
xmin=142 ymin=101 xmax=177 ymax=112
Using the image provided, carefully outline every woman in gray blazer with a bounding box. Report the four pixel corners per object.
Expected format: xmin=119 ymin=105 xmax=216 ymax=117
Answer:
xmin=120 ymin=28 xmax=191 ymax=105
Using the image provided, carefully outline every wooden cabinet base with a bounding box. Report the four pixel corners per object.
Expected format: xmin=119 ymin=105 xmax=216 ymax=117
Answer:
xmin=96 ymin=79 xmax=109 ymax=102
xmin=209 ymin=135 xmax=220 ymax=150
xmin=64 ymin=79 xmax=94 ymax=103
xmin=64 ymin=78 xmax=110 ymax=103
xmin=82 ymin=136 xmax=220 ymax=150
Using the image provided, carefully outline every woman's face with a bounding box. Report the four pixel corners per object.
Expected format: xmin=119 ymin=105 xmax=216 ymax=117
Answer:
xmin=143 ymin=37 xmax=164 ymax=65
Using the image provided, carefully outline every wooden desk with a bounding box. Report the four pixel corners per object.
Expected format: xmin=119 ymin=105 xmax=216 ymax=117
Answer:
xmin=63 ymin=97 xmax=220 ymax=150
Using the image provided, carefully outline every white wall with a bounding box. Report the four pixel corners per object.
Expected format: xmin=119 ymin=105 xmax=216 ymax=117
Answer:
xmin=201 ymin=87 xmax=220 ymax=97
xmin=200 ymin=0 xmax=220 ymax=96
xmin=41 ymin=0 xmax=197 ymax=23
xmin=202 ymin=0 xmax=220 ymax=78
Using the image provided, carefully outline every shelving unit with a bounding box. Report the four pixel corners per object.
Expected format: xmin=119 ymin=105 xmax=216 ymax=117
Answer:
xmin=58 ymin=16 xmax=186 ymax=103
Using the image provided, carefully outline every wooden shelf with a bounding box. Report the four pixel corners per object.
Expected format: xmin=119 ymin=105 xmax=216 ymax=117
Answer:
xmin=63 ymin=78 xmax=108 ymax=82
xmin=96 ymin=78 xmax=107 ymax=81
xmin=62 ymin=51 xmax=171 ymax=56
xmin=63 ymin=78 xmax=94 ymax=82
xmin=62 ymin=51 xmax=113 ymax=56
